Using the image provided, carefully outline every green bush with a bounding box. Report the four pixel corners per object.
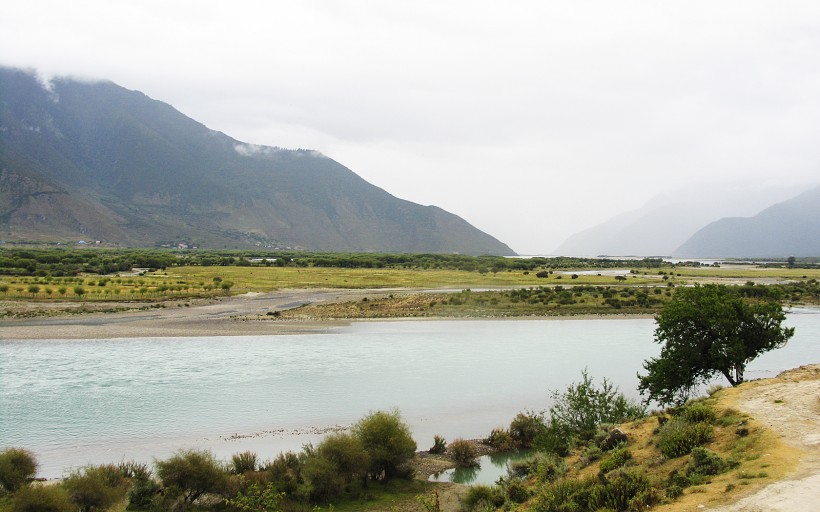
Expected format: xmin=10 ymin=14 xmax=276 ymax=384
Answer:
xmin=658 ymin=418 xmax=714 ymax=458
xmin=462 ymin=484 xmax=505 ymax=511
xmin=599 ymin=447 xmax=632 ymax=473
xmin=301 ymin=454 xmax=345 ymax=502
xmin=231 ymin=451 xmax=258 ymax=474
xmin=315 ymin=432 xmax=369 ymax=484
xmin=8 ymin=484 xmax=74 ymax=512
xmin=429 ymin=435 xmax=447 ymax=455
xmin=502 ymin=477 xmax=530 ymax=503
xmin=588 ymin=470 xmax=656 ymax=512
xmin=155 ymin=449 xmax=228 ymax=508
xmin=687 ymin=447 xmax=735 ymax=477
xmin=264 ymin=452 xmax=302 ymax=495
xmin=352 ymin=409 xmax=416 ymax=481
xmin=681 ymin=402 xmax=718 ymax=424
xmin=508 ymin=453 xmax=566 ymax=483
xmin=448 ymin=439 xmax=479 ymax=468
xmin=532 ymin=422 xmax=571 ymax=456
xmin=63 ymin=464 xmax=129 ymax=512
xmin=509 ymin=412 xmax=547 ymax=449
xmin=548 ymin=370 xmax=645 ymax=443
xmin=0 ymin=447 xmax=38 ymax=494
xmin=126 ymin=475 xmax=161 ymax=510
xmin=484 ymin=428 xmax=515 ymax=452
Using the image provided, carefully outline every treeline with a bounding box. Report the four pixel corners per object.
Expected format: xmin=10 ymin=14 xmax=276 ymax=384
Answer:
xmin=0 ymin=247 xmax=669 ymax=277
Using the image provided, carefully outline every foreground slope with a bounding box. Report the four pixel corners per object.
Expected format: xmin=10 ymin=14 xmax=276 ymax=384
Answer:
xmin=0 ymin=67 xmax=514 ymax=255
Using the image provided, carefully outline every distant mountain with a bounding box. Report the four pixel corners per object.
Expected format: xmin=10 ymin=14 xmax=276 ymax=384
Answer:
xmin=552 ymin=183 xmax=809 ymax=257
xmin=673 ymin=185 xmax=820 ymax=258
xmin=0 ymin=67 xmax=514 ymax=255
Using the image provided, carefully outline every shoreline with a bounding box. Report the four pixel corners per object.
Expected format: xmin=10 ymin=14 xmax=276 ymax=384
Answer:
xmin=0 ymin=288 xmax=659 ymax=340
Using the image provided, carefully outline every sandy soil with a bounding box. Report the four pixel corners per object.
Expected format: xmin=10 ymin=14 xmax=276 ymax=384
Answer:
xmin=0 ymin=289 xmax=372 ymax=339
xmin=710 ymin=364 xmax=820 ymax=511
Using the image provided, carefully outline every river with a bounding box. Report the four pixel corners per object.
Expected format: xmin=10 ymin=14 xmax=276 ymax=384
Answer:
xmin=2 ymin=309 xmax=818 ymax=478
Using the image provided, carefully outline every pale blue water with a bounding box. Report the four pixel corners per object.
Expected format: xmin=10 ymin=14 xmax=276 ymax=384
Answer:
xmin=1 ymin=310 xmax=818 ymax=478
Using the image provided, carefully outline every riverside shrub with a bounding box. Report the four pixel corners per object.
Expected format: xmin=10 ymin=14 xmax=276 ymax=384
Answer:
xmin=63 ymin=464 xmax=129 ymax=512
xmin=352 ymin=409 xmax=416 ymax=480
xmin=0 ymin=447 xmax=38 ymax=494
xmin=8 ymin=484 xmax=74 ymax=512
xmin=658 ymin=418 xmax=714 ymax=458
xmin=448 ymin=439 xmax=479 ymax=468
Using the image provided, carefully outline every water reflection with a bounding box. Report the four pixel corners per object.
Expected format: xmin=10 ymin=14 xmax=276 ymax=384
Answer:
xmin=429 ymin=451 xmax=532 ymax=486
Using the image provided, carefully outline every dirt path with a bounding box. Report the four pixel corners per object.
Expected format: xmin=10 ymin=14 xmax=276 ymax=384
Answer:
xmin=711 ymin=364 xmax=820 ymax=511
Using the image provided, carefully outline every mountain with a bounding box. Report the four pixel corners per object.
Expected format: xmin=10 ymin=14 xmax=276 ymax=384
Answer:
xmin=0 ymin=67 xmax=514 ymax=255
xmin=552 ymin=183 xmax=809 ymax=256
xmin=673 ymin=185 xmax=820 ymax=258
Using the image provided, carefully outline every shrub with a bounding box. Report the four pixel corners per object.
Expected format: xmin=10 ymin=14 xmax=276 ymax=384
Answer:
xmin=429 ymin=435 xmax=447 ymax=454
xmin=599 ymin=447 xmax=632 ymax=473
xmin=508 ymin=453 xmax=566 ymax=483
xmin=301 ymin=454 xmax=345 ymax=502
xmin=462 ymin=484 xmax=505 ymax=511
xmin=0 ymin=447 xmax=38 ymax=494
xmin=315 ymin=432 xmax=369 ymax=484
xmin=687 ymin=447 xmax=735 ymax=477
xmin=8 ymin=484 xmax=74 ymax=512
xmin=681 ymin=402 xmax=717 ymax=424
xmin=502 ymin=477 xmax=530 ymax=503
xmin=532 ymin=422 xmax=571 ymax=456
xmin=658 ymin=418 xmax=714 ymax=458
xmin=126 ymin=475 xmax=161 ymax=510
xmin=224 ymin=482 xmax=284 ymax=512
xmin=117 ymin=460 xmax=151 ymax=480
xmin=352 ymin=409 xmax=416 ymax=480
xmin=588 ymin=470 xmax=655 ymax=512
xmin=548 ymin=370 xmax=645 ymax=443
xmin=264 ymin=452 xmax=302 ymax=495
xmin=448 ymin=439 xmax=479 ymax=468
xmin=231 ymin=451 xmax=258 ymax=474
xmin=509 ymin=412 xmax=547 ymax=449
xmin=63 ymin=464 xmax=129 ymax=512
xmin=484 ymin=428 xmax=515 ymax=452
xmin=155 ymin=449 xmax=228 ymax=507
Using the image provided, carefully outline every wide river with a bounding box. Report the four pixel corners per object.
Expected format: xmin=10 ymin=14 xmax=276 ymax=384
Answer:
xmin=2 ymin=309 xmax=819 ymax=478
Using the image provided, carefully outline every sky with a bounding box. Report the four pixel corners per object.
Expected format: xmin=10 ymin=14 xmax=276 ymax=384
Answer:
xmin=2 ymin=1 xmax=820 ymax=254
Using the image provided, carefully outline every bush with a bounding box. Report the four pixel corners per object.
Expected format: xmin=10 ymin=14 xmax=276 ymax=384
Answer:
xmin=231 ymin=451 xmax=258 ymax=474
xmin=502 ymin=477 xmax=530 ymax=503
xmin=352 ymin=409 xmax=416 ymax=481
xmin=315 ymin=432 xmax=369 ymax=484
xmin=681 ymin=402 xmax=718 ymax=424
xmin=8 ymin=484 xmax=74 ymax=512
xmin=264 ymin=452 xmax=302 ymax=495
xmin=508 ymin=453 xmax=566 ymax=483
xmin=429 ymin=435 xmax=447 ymax=454
xmin=599 ymin=447 xmax=632 ymax=473
xmin=509 ymin=412 xmax=547 ymax=449
xmin=155 ymin=449 xmax=228 ymax=507
xmin=462 ymin=484 xmax=505 ymax=511
xmin=588 ymin=470 xmax=656 ymax=512
xmin=484 ymin=428 xmax=515 ymax=452
xmin=448 ymin=439 xmax=479 ymax=468
xmin=658 ymin=418 xmax=714 ymax=458
xmin=0 ymin=447 xmax=38 ymax=494
xmin=301 ymin=454 xmax=345 ymax=502
xmin=63 ymin=464 xmax=129 ymax=512
xmin=548 ymin=370 xmax=645 ymax=443
xmin=687 ymin=447 xmax=735 ymax=477
xmin=126 ymin=475 xmax=161 ymax=510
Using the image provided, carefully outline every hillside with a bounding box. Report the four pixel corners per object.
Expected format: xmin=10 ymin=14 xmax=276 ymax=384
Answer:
xmin=0 ymin=67 xmax=514 ymax=255
xmin=674 ymin=185 xmax=820 ymax=258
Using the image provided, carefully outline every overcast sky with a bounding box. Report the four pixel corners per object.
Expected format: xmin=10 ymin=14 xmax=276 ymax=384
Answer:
xmin=2 ymin=1 xmax=819 ymax=254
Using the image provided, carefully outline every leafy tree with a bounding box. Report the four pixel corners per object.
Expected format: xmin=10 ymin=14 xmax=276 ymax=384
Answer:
xmin=0 ymin=447 xmax=38 ymax=494
xmin=352 ymin=409 xmax=416 ymax=481
xmin=639 ymin=284 xmax=794 ymax=405
xmin=155 ymin=449 xmax=227 ymax=510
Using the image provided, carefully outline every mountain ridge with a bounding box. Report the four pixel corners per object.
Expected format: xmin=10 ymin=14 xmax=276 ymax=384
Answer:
xmin=0 ymin=67 xmax=515 ymax=255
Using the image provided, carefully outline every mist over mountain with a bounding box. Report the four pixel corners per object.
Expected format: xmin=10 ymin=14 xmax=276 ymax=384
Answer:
xmin=0 ymin=67 xmax=514 ymax=255
xmin=552 ymin=183 xmax=810 ymax=257
xmin=673 ymin=185 xmax=820 ymax=258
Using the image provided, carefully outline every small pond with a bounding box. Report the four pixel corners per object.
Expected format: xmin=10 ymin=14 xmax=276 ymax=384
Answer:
xmin=429 ymin=451 xmax=533 ymax=485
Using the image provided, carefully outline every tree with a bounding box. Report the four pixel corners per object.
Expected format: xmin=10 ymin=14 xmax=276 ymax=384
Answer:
xmin=638 ymin=284 xmax=794 ymax=406
xmin=155 ymin=449 xmax=227 ymax=510
xmin=352 ymin=409 xmax=416 ymax=481
xmin=0 ymin=447 xmax=38 ymax=494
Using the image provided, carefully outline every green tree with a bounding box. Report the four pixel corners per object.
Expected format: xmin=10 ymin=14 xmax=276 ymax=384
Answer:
xmin=0 ymin=447 xmax=38 ymax=494
xmin=352 ymin=409 xmax=416 ymax=481
xmin=155 ymin=449 xmax=227 ymax=510
xmin=638 ymin=284 xmax=794 ymax=406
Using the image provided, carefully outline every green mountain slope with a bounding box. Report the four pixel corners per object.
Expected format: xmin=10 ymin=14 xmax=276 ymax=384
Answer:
xmin=0 ymin=67 xmax=514 ymax=255
xmin=673 ymin=185 xmax=820 ymax=258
